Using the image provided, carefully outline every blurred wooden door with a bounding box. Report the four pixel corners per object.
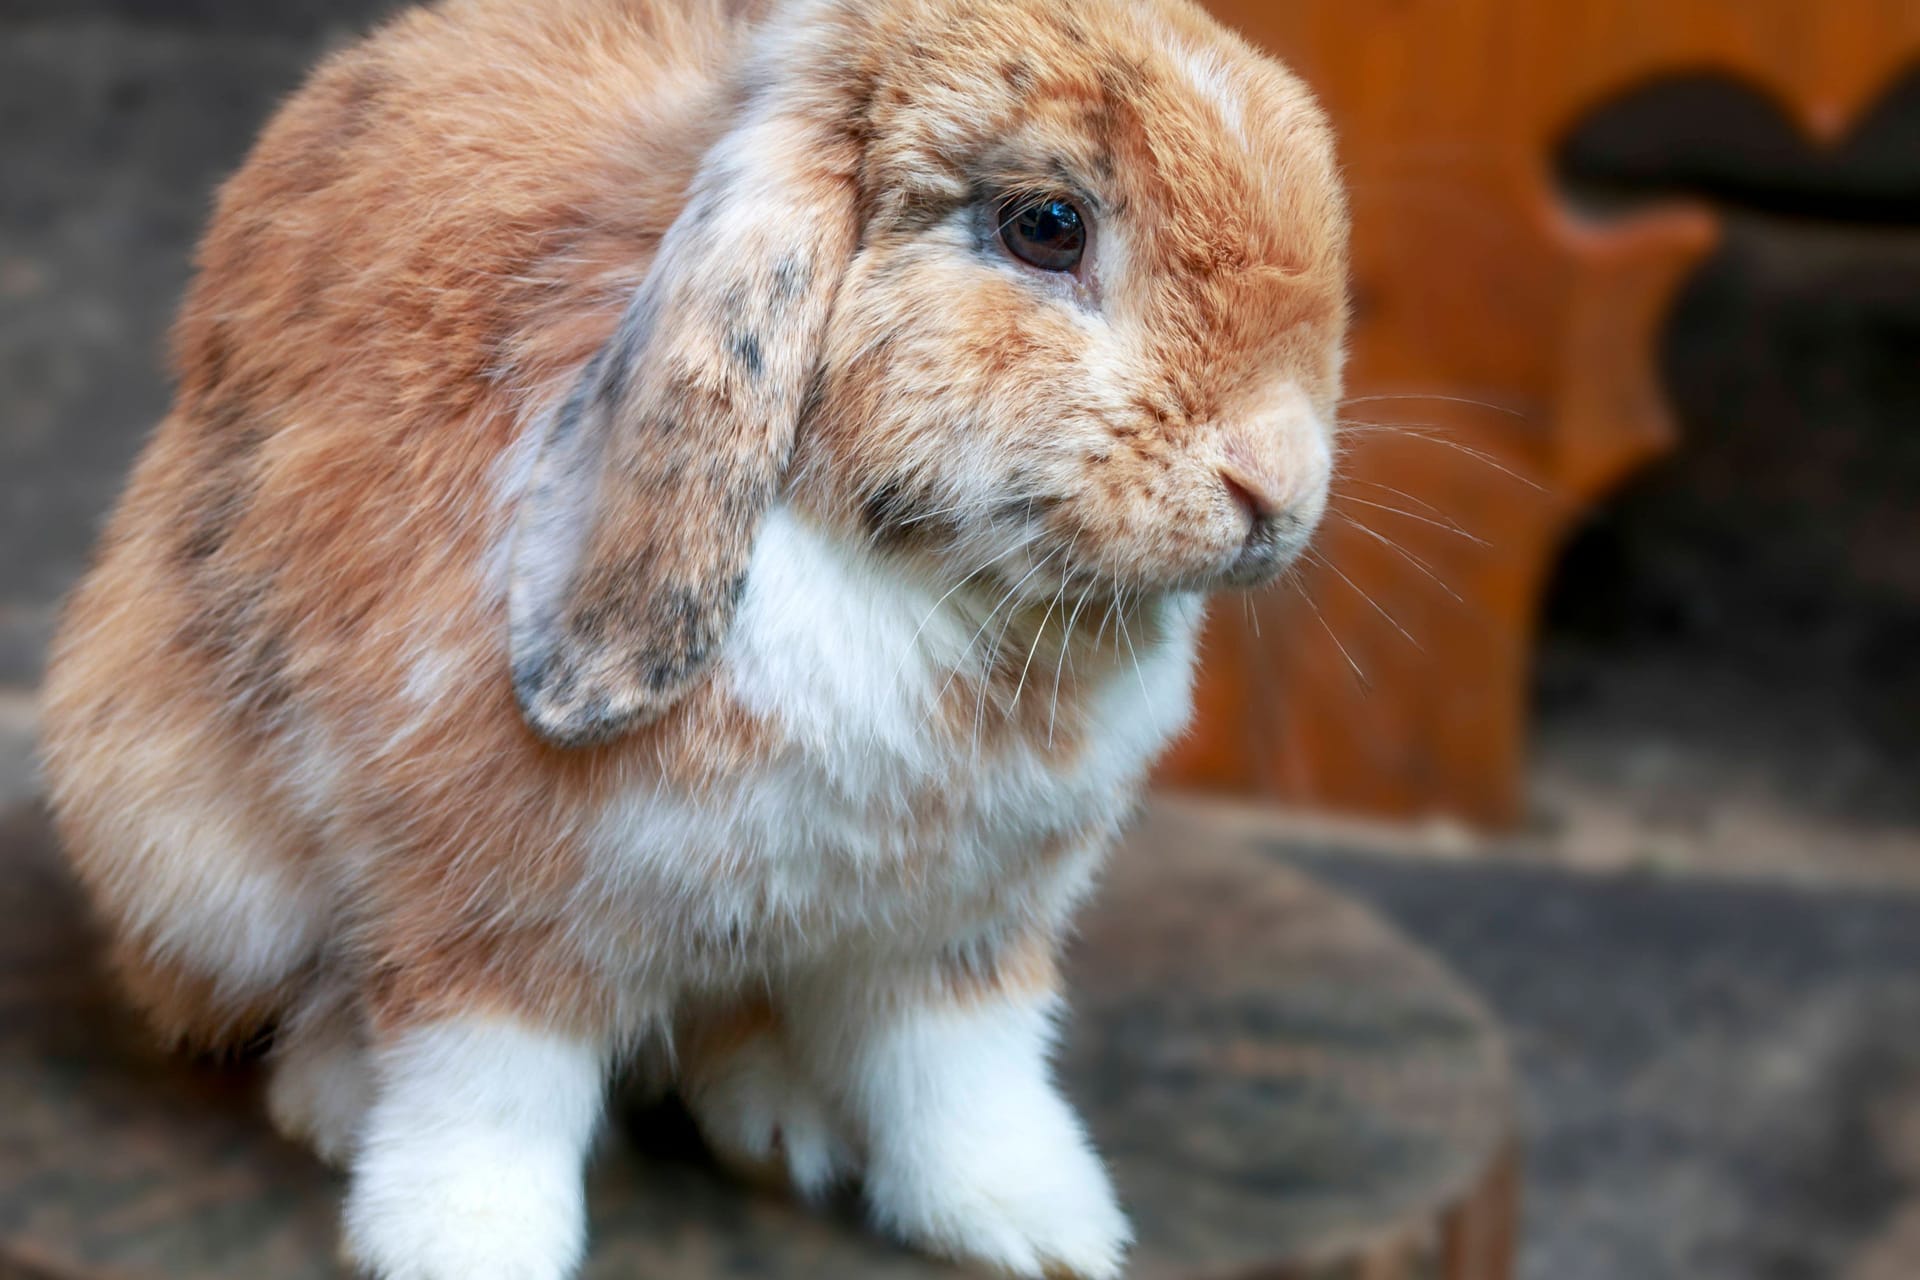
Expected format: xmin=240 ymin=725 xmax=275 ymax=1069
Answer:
xmin=1163 ymin=0 xmax=1920 ymax=825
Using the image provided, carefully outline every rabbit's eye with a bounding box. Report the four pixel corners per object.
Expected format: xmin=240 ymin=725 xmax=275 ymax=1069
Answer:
xmin=1000 ymin=196 xmax=1086 ymax=272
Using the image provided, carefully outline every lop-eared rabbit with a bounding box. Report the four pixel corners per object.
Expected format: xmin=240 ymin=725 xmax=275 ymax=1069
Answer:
xmin=40 ymin=0 xmax=1348 ymax=1274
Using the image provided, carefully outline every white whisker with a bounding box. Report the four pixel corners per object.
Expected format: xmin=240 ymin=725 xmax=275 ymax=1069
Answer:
xmin=1330 ymin=511 xmax=1464 ymax=604
xmin=1335 ymin=494 xmax=1490 ymax=546
xmin=1341 ymin=391 xmax=1526 ymax=418
xmin=1048 ymin=584 xmax=1096 ymax=747
xmin=1299 ymin=589 xmax=1371 ymax=693
xmin=1305 ymin=549 xmax=1423 ymax=652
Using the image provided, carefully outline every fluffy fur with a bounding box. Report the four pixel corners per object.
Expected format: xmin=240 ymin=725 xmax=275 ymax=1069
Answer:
xmin=37 ymin=0 xmax=1348 ymax=1275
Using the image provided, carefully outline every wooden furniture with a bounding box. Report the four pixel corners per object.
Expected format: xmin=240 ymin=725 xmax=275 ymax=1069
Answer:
xmin=1161 ymin=0 xmax=1920 ymax=825
xmin=0 ymin=801 xmax=1517 ymax=1279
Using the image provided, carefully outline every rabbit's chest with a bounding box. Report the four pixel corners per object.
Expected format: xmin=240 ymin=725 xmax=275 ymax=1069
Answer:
xmin=580 ymin=509 xmax=1203 ymax=974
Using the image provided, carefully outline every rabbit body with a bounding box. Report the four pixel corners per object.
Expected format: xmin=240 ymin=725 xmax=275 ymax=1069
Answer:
xmin=39 ymin=0 xmax=1348 ymax=1275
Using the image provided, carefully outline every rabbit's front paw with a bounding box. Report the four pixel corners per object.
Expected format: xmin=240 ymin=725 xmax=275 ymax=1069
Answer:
xmin=342 ymin=1132 xmax=585 ymax=1280
xmin=341 ymin=1020 xmax=603 ymax=1280
xmin=865 ymin=1083 xmax=1131 ymax=1280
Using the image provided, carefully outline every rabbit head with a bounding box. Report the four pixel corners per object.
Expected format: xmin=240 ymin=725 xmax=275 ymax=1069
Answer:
xmin=511 ymin=0 xmax=1348 ymax=747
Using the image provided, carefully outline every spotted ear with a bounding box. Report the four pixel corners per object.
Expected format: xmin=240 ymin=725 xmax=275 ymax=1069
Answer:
xmin=509 ymin=99 xmax=861 ymax=747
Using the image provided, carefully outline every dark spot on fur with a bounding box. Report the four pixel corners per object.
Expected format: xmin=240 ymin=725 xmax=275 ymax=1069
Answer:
xmin=684 ymin=191 xmax=718 ymax=228
xmin=1098 ymin=58 xmax=1150 ymax=100
xmin=719 ymin=474 xmax=778 ymax=522
xmin=999 ymin=58 xmax=1036 ymax=96
xmin=179 ymin=494 xmax=243 ymax=564
xmin=1087 ymin=61 xmax=1152 ymax=161
xmin=770 ymin=253 xmax=810 ymax=308
xmin=173 ymin=575 xmax=294 ymax=722
xmin=512 ymin=654 xmax=555 ymax=710
xmin=241 ymin=627 xmax=296 ymax=717
xmin=728 ymin=327 xmax=764 ymax=378
xmin=331 ymin=63 xmax=391 ymax=148
xmin=177 ymin=422 xmax=265 ymax=566
xmin=841 ymin=75 xmax=881 ymax=148
xmin=639 ymin=584 xmax=723 ymax=691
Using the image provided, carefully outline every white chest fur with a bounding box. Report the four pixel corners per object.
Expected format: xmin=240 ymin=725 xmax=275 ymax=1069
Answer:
xmin=582 ymin=508 xmax=1203 ymax=984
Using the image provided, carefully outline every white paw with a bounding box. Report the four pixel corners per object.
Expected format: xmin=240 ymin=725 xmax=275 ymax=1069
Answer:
xmin=866 ymin=1086 xmax=1131 ymax=1279
xmin=340 ymin=1020 xmax=604 ymax=1280
xmin=342 ymin=1133 xmax=586 ymax=1280
xmin=267 ymin=1017 xmax=373 ymax=1167
xmin=683 ymin=1030 xmax=855 ymax=1200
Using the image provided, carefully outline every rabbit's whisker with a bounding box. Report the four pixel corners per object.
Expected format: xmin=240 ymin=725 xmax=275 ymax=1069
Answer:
xmin=1298 ymin=585 xmax=1371 ymax=694
xmin=975 ymin=568 xmax=1067 ymax=767
xmin=889 ymin=565 xmax=988 ymax=687
xmin=1092 ymin=584 xmax=1122 ymax=656
xmin=1342 ymin=476 xmax=1463 ymax=525
xmin=1333 ymin=494 xmax=1489 ymax=547
xmin=1340 ymin=391 xmax=1527 ymax=418
xmin=927 ymin=550 xmax=1052 ymax=726
xmin=1048 ymin=583 xmax=1097 ymax=748
xmin=1334 ymin=419 xmax=1546 ymax=492
xmin=1303 ymin=548 xmax=1423 ymax=653
xmin=1009 ymin=583 xmax=1065 ymax=710
xmin=1114 ymin=578 xmax=1151 ymax=705
xmin=1328 ymin=511 xmax=1464 ymax=604
xmin=892 ymin=498 xmax=985 ymax=529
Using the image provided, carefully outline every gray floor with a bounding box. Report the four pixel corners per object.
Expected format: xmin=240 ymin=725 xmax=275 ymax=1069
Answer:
xmin=1285 ymin=845 xmax=1920 ymax=1280
xmin=5 ymin=5 xmax=1919 ymax=1278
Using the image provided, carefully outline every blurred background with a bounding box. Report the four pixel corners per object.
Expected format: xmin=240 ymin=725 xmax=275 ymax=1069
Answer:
xmin=1 ymin=2 xmax=1916 ymax=1278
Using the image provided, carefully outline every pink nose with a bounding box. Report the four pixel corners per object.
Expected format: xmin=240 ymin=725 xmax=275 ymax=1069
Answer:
xmin=1218 ymin=464 xmax=1286 ymax=526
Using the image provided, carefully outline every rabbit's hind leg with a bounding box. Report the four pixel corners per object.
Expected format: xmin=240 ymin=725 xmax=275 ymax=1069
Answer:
xmin=678 ymin=996 xmax=857 ymax=1201
xmin=268 ymin=978 xmax=374 ymax=1165
xmin=52 ymin=750 xmax=333 ymax=1053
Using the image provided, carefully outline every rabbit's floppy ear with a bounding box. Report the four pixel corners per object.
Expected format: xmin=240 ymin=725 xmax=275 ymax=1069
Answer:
xmin=509 ymin=73 xmax=863 ymax=747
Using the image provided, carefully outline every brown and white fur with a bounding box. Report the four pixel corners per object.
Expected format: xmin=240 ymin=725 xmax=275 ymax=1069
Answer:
xmin=37 ymin=0 xmax=1348 ymax=1275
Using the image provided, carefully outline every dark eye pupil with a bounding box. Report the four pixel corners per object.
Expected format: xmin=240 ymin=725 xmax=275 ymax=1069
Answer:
xmin=1002 ymin=197 xmax=1086 ymax=272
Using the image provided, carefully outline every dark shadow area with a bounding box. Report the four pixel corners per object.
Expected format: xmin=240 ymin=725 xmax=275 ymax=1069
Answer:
xmin=4 ymin=0 xmax=403 ymax=38
xmin=1540 ymin=67 xmax=1920 ymax=834
xmin=1557 ymin=70 xmax=1920 ymax=224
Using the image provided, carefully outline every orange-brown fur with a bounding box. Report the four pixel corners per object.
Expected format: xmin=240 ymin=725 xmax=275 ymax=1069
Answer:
xmin=43 ymin=0 xmax=1344 ymax=1056
xmin=38 ymin=23 xmax=1347 ymax=1279
xmin=48 ymin=0 xmax=741 ymax=1043
xmin=40 ymin=2 xmax=1346 ymax=1272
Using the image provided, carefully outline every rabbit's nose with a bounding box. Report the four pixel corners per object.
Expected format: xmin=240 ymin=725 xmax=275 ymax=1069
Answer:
xmin=1218 ymin=464 xmax=1283 ymax=530
xmin=1219 ymin=461 xmax=1311 ymax=554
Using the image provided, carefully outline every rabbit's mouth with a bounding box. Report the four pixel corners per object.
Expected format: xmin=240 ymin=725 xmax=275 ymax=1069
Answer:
xmin=1216 ymin=508 xmax=1317 ymax=590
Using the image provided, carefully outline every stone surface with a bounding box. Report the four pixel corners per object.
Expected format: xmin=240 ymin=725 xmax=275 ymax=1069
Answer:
xmin=0 ymin=803 xmax=1515 ymax=1279
xmin=1279 ymin=836 xmax=1920 ymax=1280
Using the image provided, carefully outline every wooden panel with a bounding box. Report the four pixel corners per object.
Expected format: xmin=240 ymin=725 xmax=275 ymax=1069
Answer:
xmin=1161 ymin=1 xmax=1920 ymax=825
